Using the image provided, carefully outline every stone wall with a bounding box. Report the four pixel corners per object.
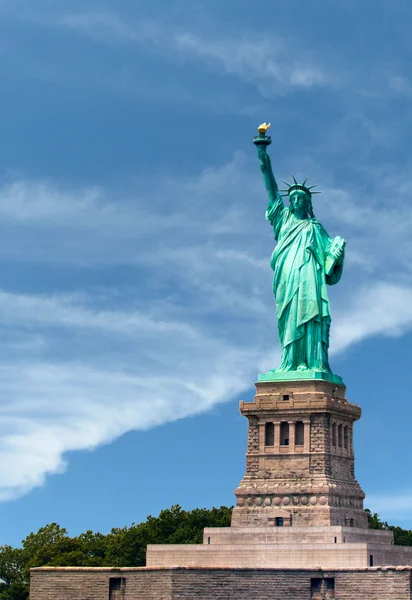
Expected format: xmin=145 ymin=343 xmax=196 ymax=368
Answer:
xmin=330 ymin=455 xmax=354 ymax=481
xmin=332 ymin=569 xmax=412 ymax=600
xmin=30 ymin=566 xmax=412 ymax=600
xmin=146 ymin=542 xmax=369 ymax=568
xmin=30 ymin=568 xmax=172 ymax=600
xmin=202 ymin=526 xmax=394 ymax=546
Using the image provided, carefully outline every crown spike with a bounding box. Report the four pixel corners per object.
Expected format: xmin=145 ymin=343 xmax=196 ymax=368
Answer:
xmin=279 ymin=177 xmax=322 ymax=198
xmin=310 ymin=191 xmax=322 ymax=194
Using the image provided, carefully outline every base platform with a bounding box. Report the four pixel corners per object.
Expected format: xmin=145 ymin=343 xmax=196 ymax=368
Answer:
xmin=258 ymin=369 xmax=344 ymax=385
xmin=146 ymin=526 xmax=412 ymax=569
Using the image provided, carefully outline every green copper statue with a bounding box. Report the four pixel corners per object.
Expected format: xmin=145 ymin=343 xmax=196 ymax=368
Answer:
xmin=254 ymin=123 xmax=345 ymax=383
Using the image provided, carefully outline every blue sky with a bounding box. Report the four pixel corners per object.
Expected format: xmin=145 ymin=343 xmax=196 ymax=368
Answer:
xmin=0 ymin=0 xmax=412 ymax=545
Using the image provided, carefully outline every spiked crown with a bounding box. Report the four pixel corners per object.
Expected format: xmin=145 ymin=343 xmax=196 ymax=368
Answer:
xmin=279 ymin=176 xmax=321 ymax=199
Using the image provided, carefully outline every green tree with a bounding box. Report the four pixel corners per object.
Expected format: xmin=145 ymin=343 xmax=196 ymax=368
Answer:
xmin=366 ymin=509 xmax=412 ymax=546
xmin=0 ymin=546 xmax=27 ymax=600
xmin=105 ymin=505 xmax=232 ymax=566
xmin=389 ymin=526 xmax=412 ymax=547
xmin=0 ymin=523 xmax=109 ymax=600
xmin=365 ymin=509 xmax=388 ymax=530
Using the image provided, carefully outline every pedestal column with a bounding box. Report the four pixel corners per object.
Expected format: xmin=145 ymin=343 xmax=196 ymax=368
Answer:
xmin=303 ymin=419 xmax=310 ymax=453
xmin=288 ymin=420 xmax=295 ymax=449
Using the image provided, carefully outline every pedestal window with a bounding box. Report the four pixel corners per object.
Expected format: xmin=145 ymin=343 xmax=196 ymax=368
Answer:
xmin=295 ymin=421 xmax=304 ymax=446
xmin=265 ymin=422 xmax=274 ymax=446
xmin=280 ymin=422 xmax=289 ymax=446
xmin=331 ymin=423 xmax=336 ymax=446
xmin=338 ymin=424 xmax=343 ymax=448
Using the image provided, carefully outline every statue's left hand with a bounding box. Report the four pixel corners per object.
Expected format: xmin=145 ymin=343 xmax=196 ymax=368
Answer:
xmin=327 ymin=236 xmax=345 ymax=262
xmin=331 ymin=246 xmax=343 ymax=260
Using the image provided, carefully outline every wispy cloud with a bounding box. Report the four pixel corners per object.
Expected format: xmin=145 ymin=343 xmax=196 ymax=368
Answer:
xmin=332 ymin=282 xmax=412 ymax=354
xmin=0 ymin=291 xmax=201 ymax=340
xmin=174 ymin=33 xmax=329 ymax=91
xmin=0 ymin=288 xmax=263 ymax=500
xmin=389 ymin=74 xmax=412 ymax=98
xmin=0 ymin=359 xmax=257 ymax=501
xmin=54 ymin=10 xmax=330 ymax=91
xmin=9 ymin=8 xmax=331 ymax=97
xmin=59 ymin=12 xmax=162 ymax=47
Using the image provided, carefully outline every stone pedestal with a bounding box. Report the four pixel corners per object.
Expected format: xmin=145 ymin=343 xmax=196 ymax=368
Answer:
xmin=232 ymin=379 xmax=368 ymax=529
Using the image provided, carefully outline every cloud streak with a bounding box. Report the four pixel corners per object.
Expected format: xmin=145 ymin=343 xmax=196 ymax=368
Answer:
xmin=9 ymin=8 xmax=331 ymax=96
xmin=174 ymin=33 xmax=329 ymax=91
xmin=332 ymin=283 xmax=412 ymax=354
xmin=0 ymin=357 xmax=258 ymax=501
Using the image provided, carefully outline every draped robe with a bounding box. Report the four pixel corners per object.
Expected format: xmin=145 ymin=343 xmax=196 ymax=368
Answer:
xmin=266 ymin=193 xmax=343 ymax=372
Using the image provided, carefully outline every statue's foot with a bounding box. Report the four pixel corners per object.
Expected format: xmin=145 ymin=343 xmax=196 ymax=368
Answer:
xmin=297 ymin=364 xmax=308 ymax=371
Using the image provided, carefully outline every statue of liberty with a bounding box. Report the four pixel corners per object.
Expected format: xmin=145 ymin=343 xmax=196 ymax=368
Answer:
xmin=254 ymin=123 xmax=345 ymax=383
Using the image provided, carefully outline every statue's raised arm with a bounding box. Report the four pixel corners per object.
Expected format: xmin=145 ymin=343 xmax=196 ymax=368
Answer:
xmin=253 ymin=123 xmax=279 ymax=203
xmin=253 ymin=123 xmax=285 ymax=237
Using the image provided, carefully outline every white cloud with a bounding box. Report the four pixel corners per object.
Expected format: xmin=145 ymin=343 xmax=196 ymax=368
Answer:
xmin=320 ymin=181 xmax=412 ymax=277
xmin=174 ymin=33 xmax=328 ymax=91
xmin=0 ymin=357 xmax=258 ymax=501
xmin=13 ymin=8 xmax=330 ymax=95
xmin=332 ymin=282 xmax=412 ymax=354
xmin=0 ymin=290 xmax=201 ymax=340
xmin=52 ymin=11 xmax=329 ymax=91
xmin=0 ymin=181 xmax=101 ymax=222
xmin=0 ymin=154 xmax=262 ymax=267
xmin=59 ymin=12 xmax=162 ymax=47
xmin=0 ymin=285 xmax=264 ymax=500
xmin=389 ymin=75 xmax=412 ymax=97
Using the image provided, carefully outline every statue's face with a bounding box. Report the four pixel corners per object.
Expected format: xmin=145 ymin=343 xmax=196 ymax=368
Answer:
xmin=290 ymin=191 xmax=310 ymax=215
